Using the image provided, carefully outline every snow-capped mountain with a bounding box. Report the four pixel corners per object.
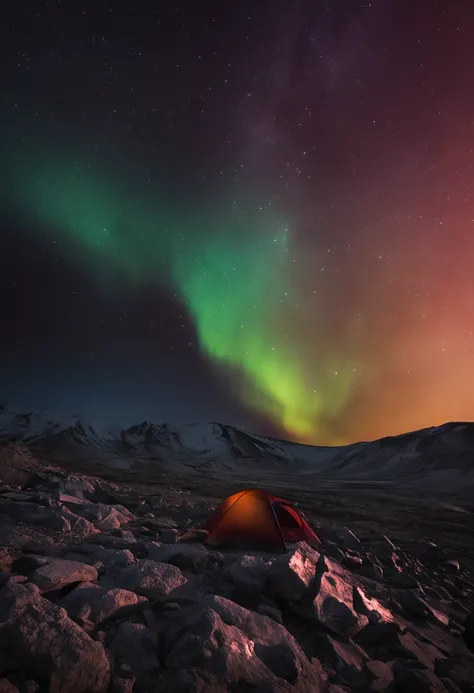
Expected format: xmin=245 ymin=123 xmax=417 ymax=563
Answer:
xmin=0 ymin=404 xmax=473 ymax=499
xmin=0 ymin=404 xmax=326 ymax=470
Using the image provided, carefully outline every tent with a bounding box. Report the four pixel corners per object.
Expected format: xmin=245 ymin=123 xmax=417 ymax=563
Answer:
xmin=202 ymin=488 xmax=320 ymax=551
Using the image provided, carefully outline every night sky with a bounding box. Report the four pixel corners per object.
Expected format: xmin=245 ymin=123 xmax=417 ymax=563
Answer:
xmin=1 ymin=1 xmax=474 ymax=445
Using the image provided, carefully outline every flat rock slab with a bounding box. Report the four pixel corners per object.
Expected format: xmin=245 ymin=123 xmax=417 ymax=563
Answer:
xmin=400 ymin=590 xmax=450 ymax=627
xmin=29 ymin=558 xmax=99 ymax=592
xmin=0 ymin=492 xmax=36 ymax=502
xmin=101 ymin=558 xmax=187 ymax=598
xmin=0 ymin=502 xmax=69 ymax=531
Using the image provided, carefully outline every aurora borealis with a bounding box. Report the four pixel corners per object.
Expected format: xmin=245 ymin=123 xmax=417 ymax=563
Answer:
xmin=2 ymin=1 xmax=474 ymax=444
xmin=4 ymin=147 xmax=355 ymax=441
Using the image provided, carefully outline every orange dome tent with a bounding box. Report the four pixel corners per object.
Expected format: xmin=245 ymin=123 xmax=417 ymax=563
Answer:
xmin=202 ymin=488 xmax=320 ymax=551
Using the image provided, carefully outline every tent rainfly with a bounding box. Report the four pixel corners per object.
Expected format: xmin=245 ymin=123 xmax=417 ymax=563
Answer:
xmin=202 ymin=488 xmax=320 ymax=551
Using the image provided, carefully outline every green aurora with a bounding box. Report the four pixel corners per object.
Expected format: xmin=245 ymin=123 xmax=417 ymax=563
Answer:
xmin=6 ymin=147 xmax=357 ymax=441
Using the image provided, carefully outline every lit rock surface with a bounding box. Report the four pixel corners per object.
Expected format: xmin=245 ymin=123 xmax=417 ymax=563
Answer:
xmin=0 ymin=434 xmax=472 ymax=691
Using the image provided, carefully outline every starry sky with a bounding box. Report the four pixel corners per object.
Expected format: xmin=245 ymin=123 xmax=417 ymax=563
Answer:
xmin=1 ymin=0 xmax=474 ymax=445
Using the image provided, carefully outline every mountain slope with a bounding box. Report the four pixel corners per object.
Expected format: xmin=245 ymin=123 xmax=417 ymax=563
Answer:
xmin=0 ymin=404 xmax=328 ymax=470
xmin=0 ymin=404 xmax=473 ymax=499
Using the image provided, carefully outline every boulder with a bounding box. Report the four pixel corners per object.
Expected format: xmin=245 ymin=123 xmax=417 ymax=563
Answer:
xmin=268 ymin=542 xmax=320 ymax=602
xmin=10 ymin=555 xmax=50 ymax=575
xmin=324 ymin=543 xmax=346 ymax=562
xmin=60 ymin=581 xmax=146 ymax=627
xmin=0 ymin=492 xmax=35 ymax=502
xmin=57 ymin=507 xmax=97 ymax=534
xmin=101 ymin=558 xmax=187 ymax=598
xmin=58 ymin=492 xmax=91 ymax=505
xmin=0 ymin=520 xmax=34 ymax=550
xmin=355 ymin=621 xmax=402 ymax=654
xmin=0 ymin=502 xmax=71 ymax=531
xmin=227 ymin=555 xmax=273 ymax=594
xmin=309 ymin=557 xmax=369 ymax=637
xmin=146 ymin=542 xmax=210 ymax=573
xmin=341 ymin=554 xmax=363 ymax=570
xmin=400 ymin=590 xmax=450 ymax=627
xmin=257 ymin=603 xmax=283 ymax=624
xmin=0 ymin=445 xmax=41 ymax=488
xmin=435 ymin=656 xmax=474 ymax=692
xmin=54 ymin=477 xmax=96 ymax=499
xmin=369 ymin=679 xmax=395 ymax=692
xmin=365 ymin=659 xmax=394 ymax=681
xmin=178 ymin=529 xmax=209 ymax=543
xmin=95 ymin=548 xmax=136 ymax=572
xmin=145 ymin=517 xmax=177 ymax=530
xmin=321 ymin=634 xmax=368 ymax=684
xmin=164 ymin=594 xmax=327 ymax=691
xmin=71 ymin=503 xmax=134 ymax=530
xmin=0 ymin=580 xmax=110 ymax=693
xmin=397 ymin=633 xmax=446 ymax=671
xmin=270 ymin=545 xmax=370 ymax=638
xmin=353 ymin=586 xmax=396 ymax=625
xmin=160 ymin=529 xmax=178 ymax=544
xmin=359 ymin=562 xmax=384 ymax=581
xmin=28 ymin=558 xmax=99 ymax=592
xmin=442 ymin=560 xmax=460 ymax=574
xmin=394 ymin=666 xmax=449 ymax=692
xmin=108 ymin=622 xmax=160 ymax=678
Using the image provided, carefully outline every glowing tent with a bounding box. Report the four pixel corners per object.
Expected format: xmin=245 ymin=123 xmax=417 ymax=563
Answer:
xmin=202 ymin=488 xmax=320 ymax=551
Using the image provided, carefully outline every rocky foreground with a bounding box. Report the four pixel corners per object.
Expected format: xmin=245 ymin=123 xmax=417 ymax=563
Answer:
xmin=0 ymin=444 xmax=473 ymax=692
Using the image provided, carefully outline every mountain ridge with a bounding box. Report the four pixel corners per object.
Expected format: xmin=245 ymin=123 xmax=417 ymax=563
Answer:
xmin=1 ymin=403 xmax=473 ymax=500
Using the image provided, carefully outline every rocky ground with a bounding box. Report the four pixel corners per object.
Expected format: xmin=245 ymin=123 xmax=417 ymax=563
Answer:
xmin=0 ymin=442 xmax=473 ymax=692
